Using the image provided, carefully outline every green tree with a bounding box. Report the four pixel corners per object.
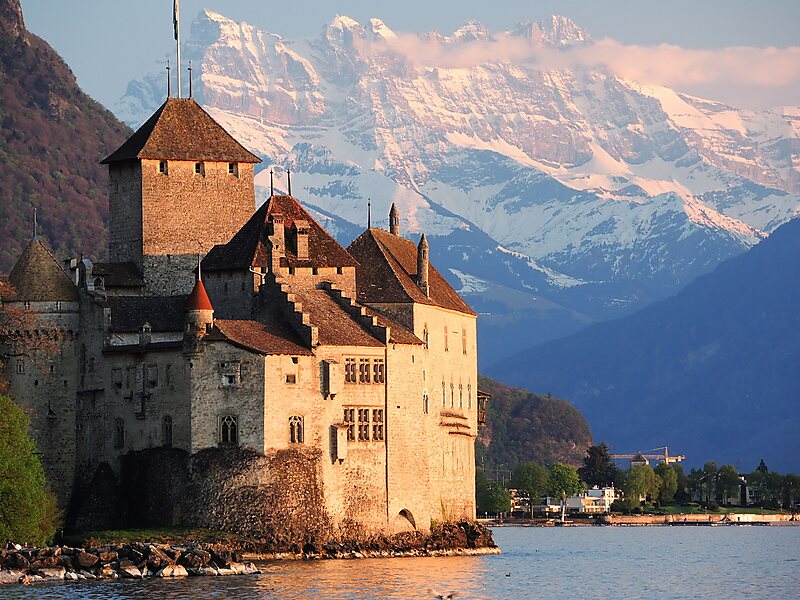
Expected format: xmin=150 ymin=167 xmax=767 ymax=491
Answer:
xmin=622 ymin=465 xmax=661 ymax=510
xmin=476 ymin=472 xmax=512 ymax=516
xmin=702 ymin=461 xmax=718 ymax=502
xmin=717 ymin=465 xmax=741 ymax=505
xmin=513 ymin=462 xmax=549 ymax=518
xmin=579 ymin=443 xmax=618 ymax=488
xmin=782 ymin=473 xmax=800 ymax=510
xmin=671 ymin=464 xmax=689 ymax=503
xmin=747 ymin=469 xmax=768 ymax=506
xmin=547 ymin=463 xmax=584 ymax=522
xmin=0 ymin=395 xmax=59 ymax=544
xmin=654 ymin=463 xmax=678 ymax=504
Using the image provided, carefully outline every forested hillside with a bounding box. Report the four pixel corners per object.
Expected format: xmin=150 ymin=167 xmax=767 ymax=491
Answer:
xmin=0 ymin=0 xmax=130 ymax=271
xmin=477 ymin=376 xmax=592 ymax=470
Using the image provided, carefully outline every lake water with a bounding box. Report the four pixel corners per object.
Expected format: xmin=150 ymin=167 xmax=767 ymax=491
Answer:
xmin=4 ymin=526 xmax=800 ymax=599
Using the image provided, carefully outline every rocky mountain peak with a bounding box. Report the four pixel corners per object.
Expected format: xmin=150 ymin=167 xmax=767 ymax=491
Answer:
xmin=452 ymin=20 xmax=493 ymax=42
xmin=0 ymin=0 xmax=27 ymax=43
xmin=511 ymin=14 xmax=590 ymax=46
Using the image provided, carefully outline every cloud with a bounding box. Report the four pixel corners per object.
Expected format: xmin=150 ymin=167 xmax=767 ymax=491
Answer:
xmin=361 ymin=33 xmax=800 ymax=109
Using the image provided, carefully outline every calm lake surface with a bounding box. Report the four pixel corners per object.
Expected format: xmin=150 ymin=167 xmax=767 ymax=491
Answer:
xmin=5 ymin=526 xmax=800 ymax=599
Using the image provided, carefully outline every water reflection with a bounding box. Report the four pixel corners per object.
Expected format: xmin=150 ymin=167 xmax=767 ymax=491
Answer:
xmin=4 ymin=527 xmax=800 ymax=599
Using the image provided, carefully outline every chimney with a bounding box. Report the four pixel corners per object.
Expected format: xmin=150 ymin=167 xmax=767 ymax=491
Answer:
xmin=139 ymin=322 xmax=153 ymax=347
xmin=417 ymin=233 xmax=430 ymax=297
xmin=269 ymin=213 xmax=285 ymax=273
xmin=389 ymin=203 xmax=399 ymax=236
xmin=293 ymin=220 xmax=309 ymax=261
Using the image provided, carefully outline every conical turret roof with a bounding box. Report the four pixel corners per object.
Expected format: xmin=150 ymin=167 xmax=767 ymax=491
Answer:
xmin=185 ymin=278 xmax=213 ymax=311
xmin=8 ymin=238 xmax=78 ymax=302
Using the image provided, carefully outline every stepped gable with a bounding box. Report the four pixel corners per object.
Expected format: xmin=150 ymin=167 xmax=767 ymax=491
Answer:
xmin=7 ymin=238 xmax=78 ymax=302
xmin=107 ymin=295 xmax=187 ymax=332
xmin=367 ymin=310 xmax=423 ymax=345
xmin=348 ymin=228 xmax=475 ymax=316
xmin=209 ymin=318 xmax=312 ymax=356
xmin=294 ymin=288 xmax=383 ymax=347
xmin=101 ymin=98 xmax=261 ymax=164
xmin=203 ymin=194 xmax=359 ymax=271
xmin=92 ymin=262 xmax=144 ymax=288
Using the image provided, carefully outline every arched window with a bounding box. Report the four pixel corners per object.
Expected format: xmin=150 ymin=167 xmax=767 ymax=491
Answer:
xmin=290 ymin=415 xmax=304 ymax=443
xmin=462 ymin=327 xmax=467 ymax=355
xmin=423 ymin=389 xmax=429 ymax=414
xmin=219 ymin=414 xmax=238 ymax=445
xmin=422 ymin=325 xmax=429 ymax=349
xmin=468 ymin=384 xmax=472 ymax=409
xmin=441 ymin=381 xmax=446 ymax=407
xmin=459 ymin=383 xmax=463 ymax=409
xmin=163 ymin=415 xmax=173 ymax=448
xmin=450 ymin=382 xmax=454 ymax=407
xmin=444 ymin=326 xmax=449 ymax=352
xmin=114 ymin=419 xmax=125 ymax=449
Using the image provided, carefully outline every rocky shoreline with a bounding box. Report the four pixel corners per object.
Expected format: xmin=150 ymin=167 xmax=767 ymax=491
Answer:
xmin=0 ymin=521 xmax=498 ymax=585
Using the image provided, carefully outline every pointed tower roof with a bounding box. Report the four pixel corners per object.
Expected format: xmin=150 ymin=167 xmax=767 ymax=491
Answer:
xmin=202 ymin=195 xmax=359 ymax=271
xmin=185 ymin=279 xmax=213 ymax=311
xmin=8 ymin=238 xmax=78 ymax=302
xmin=101 ymin=98 xmax=261 ymax=164
xmin=347 ymin=229 xmax=475 ymax=316
xmin=418 ymin=232 xmax=429 ymax=249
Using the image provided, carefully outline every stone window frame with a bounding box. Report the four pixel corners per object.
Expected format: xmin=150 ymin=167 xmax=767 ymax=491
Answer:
xmin=228 ymin=162 xmax=239 ymax=177
xmin=218 ymin=413 xmax=239 ymax=446
xmin=146 ymin=363 xmax=159 ymax=388
xmin=220 ymin=361 xmax=241 ymax=387
xmin=358 ymin=358 xmax=371 ymax=384
xmin=441 ymin=381 xmax=446 ymax=407
xmin=289 ymin=415 xmax=304 ymax=443
xmin=344 ymin=358 xmax=357 ymax=383
xmin=372 ymin=358 xmax=385 ymax=384
xmin=422 ymin=325 xmax=429 ymax=350
xmin=285 ymin=373 xmax=297 ymax=384
xmin=163 ymin=415 xmax=173 ymax=448
xmin=450 ymin=382 xmax=455 ymax=408
xmin=462 ymin=327 xmax=467 ymax=355
xmin=357 ymin=408 xmax=370 ymax=441
xmin=158 ymin=160 xmax=168 ymax=175
xmin=459 ymin=383 xmax=463 ymax=409
xmin=423 ymin=389 xmax=429 ymax=414
xmin=444 ymin=326 xmax=449 ymax=352
xmin=194 ymin=161 xmax=205 ymax=176
xmin=372 ymin=409 xmax=384 ymax=441
xmin=343 ymin=407 xmax=356 ymax=441
xmin=114 ymin=418 xmax=125 ymax=449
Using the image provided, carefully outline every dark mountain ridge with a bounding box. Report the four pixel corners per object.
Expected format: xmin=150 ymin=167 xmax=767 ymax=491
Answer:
xmin=0 ymin=0 xmax=130 ymax=271
xmin=488 ymin=218 xmax=800 ymax=472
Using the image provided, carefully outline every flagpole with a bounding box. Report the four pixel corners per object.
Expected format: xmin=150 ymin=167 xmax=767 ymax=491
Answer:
xmin=175 ymin=0 xmax=181 ymax=98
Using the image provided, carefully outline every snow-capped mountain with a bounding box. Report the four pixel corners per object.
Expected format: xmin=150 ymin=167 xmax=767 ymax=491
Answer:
xmin=113 ymin=10 xmax=800 ymax=363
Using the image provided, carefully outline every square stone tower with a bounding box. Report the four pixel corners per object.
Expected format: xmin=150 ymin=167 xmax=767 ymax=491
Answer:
xmin=101 ymin=98 xmax=261 ymax=295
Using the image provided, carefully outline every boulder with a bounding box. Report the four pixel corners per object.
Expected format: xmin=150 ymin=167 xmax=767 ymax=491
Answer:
xmin=65 ymin=572 xmax=79 ymax=581
xmin=156 ymin=564 xmax=188 ymax=578
xmin=0 ymin=570 xmax=21 ymax=585
xmin=98 ymin=551 xmax=118 ymax=563
xmin=37 ymin=567 xmax=66 ymax=580
xmin=76 ymin=552 xmax=99 ymax=569
xmin=119 ymin=565 xmax=142 ymax=579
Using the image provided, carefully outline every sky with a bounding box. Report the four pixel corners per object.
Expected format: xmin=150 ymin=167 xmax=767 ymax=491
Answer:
xmin=19 ymin=0 xmax=800 ymax=109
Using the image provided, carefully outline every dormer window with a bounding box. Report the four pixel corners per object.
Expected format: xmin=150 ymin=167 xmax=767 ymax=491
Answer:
xmin=194 ymin=162 xmax=204 ymax=176
xmin=228 ymin=162 xmax=238 ymax=176
xmin=158 ymin=160 xmax=168 ymax=175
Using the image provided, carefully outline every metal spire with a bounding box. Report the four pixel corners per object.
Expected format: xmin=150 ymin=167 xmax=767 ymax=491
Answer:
xmin=270 ymin=169 xmax=274 ymax=197
xmin=287 ymin=170 xmax=292 ymax=197
xmin=367 ymin=198 xmax=371 ymax=229
xmin=33 ymin=207 xmax=37 ymax=239
xmin=188 ymin=60 xmax=193 ymax=98
xmin=197 ymin=253 xmax=202 ymax=281
xmin=174 ymin=0 xmax=181 ymax=98
xmin=166 ymin=60 xmax=171 ymax=98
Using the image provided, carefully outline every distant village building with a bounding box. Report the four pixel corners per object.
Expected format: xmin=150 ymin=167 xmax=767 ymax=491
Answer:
xmin=2 ymin=98 xmax=485 ymax=540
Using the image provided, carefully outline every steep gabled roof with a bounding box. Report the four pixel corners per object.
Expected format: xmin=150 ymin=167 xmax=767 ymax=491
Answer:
xmin=101 ymin=98 xmax=261 ymax=164
xmin=7 ymin=238 xmax=78 ymax=302
xmin=347 ymin=228 xmax=476 ymax=316
xmin=295 ymin=289 xmax=384 ymax=347
xmin=202 ymin=195 xmax=359 ymax=271
xmin=107 ymin=295 xmax=187 ymax=333
xmin=210 ymin=318 xmax=312 ymax=356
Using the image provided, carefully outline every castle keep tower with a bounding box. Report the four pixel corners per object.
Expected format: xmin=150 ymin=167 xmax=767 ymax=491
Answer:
xmin=101 ymin=98 xmax=261 ymax=295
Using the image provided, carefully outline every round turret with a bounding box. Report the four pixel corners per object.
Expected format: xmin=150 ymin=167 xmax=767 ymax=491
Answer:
xmin=184 ymin=278 xmax=214 ymax=337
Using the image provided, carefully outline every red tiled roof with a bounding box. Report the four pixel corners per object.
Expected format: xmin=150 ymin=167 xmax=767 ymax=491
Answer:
xmin=361 ymin=307 xmax=422 ymax=346
xmin=347 ymin=228 xmax=476 ymax=316
xmin=211 ymin=319 xmax=312 ymax=356
xmin=8 ymin=238 xmax=78 ymax=302
xmin=101 ymin=98 xmax=261 ymax=164
xmin=295 ymin=289 xmax=384 ymax=347
xmin=203 ymin=195 xmax=358 ymax=271
xmin=185 ymin=279 xmax=213 ymax=311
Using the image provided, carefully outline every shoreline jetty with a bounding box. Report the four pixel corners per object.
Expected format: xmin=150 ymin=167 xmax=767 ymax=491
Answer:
xmin=0 ymin=522 xmax=499 ymax=585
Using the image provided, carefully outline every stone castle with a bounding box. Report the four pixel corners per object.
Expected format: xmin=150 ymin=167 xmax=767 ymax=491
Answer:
xmin=3 ymin=98 xmax=488 ymax=542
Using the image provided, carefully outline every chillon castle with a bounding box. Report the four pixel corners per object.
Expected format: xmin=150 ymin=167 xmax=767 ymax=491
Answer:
xmin=4 ymin=98 xmax=488 ymax=542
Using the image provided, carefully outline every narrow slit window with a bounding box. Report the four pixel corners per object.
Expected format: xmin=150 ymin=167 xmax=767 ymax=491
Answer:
xmin=228 ymin=162 xmax=238 ymax=176
xmin=158 ymin=160 xmax=168 ymax=174
xmin=194 ymin=162 xmax=204 ymax=175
